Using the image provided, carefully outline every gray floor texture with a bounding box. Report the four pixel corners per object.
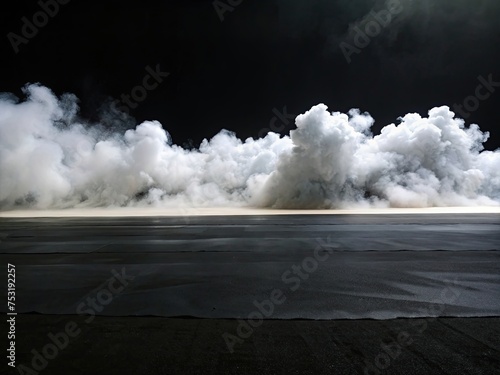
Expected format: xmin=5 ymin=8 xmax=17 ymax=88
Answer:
xmin=1 ymin=213 xmax=499 ymax=374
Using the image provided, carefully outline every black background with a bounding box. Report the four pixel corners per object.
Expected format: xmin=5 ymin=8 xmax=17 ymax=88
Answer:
xmin=1 ymin=0 xmax=500 ymax=150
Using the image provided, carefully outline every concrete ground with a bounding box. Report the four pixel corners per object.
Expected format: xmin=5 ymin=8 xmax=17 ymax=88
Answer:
xmin=1 ymin=213 xmax=499 ymax=374
xmin=11 ymin=315 xmax=500 ymax=375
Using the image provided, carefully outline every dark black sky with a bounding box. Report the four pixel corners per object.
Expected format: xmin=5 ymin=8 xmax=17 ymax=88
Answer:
xmin=2 ymin=0 xmax=500 ymax=150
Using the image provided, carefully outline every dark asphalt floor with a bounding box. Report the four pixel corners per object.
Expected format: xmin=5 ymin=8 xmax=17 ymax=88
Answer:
xmin=9 ymin=315 xmax=500 ymax=375
xmin=1 ymin=213 xmax=499 ymax=374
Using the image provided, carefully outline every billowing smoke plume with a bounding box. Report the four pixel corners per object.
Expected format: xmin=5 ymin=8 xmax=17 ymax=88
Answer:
xmin=1 ymin=84 xmax=499 ymax=210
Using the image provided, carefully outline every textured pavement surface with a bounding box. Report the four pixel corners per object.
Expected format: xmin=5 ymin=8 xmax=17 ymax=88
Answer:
xmin=1 ymin=213 xmax=499 ymax=374
xmin=1 ymin=214 xmax=499 ymax=319
xmin=10 ymin=315 xmax=500 ymax=375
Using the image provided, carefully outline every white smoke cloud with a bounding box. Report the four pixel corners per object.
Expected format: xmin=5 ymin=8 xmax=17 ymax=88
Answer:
xmin=0 ymin=84 xmax=499 ymax=210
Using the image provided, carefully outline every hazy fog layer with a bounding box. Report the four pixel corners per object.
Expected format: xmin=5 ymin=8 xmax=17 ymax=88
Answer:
xmin=1 ymin=84 xmax=499 ymax=210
